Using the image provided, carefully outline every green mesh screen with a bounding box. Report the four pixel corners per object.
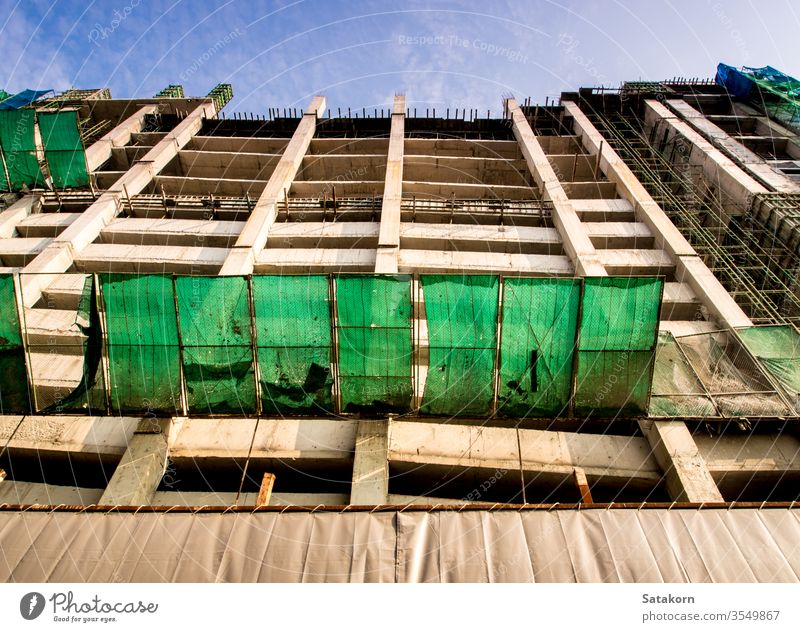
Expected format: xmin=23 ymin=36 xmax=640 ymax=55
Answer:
xmin=499 ymin=278 xmax=580 ymax=417
xmin=336 ymin=275 xmax=412 ymax=413
xmin=175 ymin=276 xmax=256 ymax=415
xmin=252 ymin=275 xmax=333 ymax=415
xmin=574 ymin=277 xmax=663 ymax=416
xmin=0 ymin=110 xmax=44 ymax=190
xmin=32 ymin=275 xmax=106 ymax=414
xmin=737 ymin=325 xmax=800 ymax=411
xmin=420 ymin=275 xmax=499 ymax=417
xmin=38 ymin=110 xmax=89 ymax=188
xmin=0 ymin=273 xmax=30 ymax=413
xmin=100 ymin=274 xmax=181 ymax=414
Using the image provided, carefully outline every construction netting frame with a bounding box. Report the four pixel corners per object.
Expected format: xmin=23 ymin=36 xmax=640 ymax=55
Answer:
xmin=38 ymin=110 xmax=89 ymax=188
xmin=175 ymin=276 xmax=257 ymax=415
xmin=0 ymin=109 xmax=44 ymax=190
xmin=0 ymin=273 xmax=30 ymax=413
xmin=574 ymin=277 xmax=663 ymax=417
xmin=420 ymin=275 xmax=499 ymax=417
xmin=335 ymin=275 xmax=413 ymax=414
xmin=736 ymin=325 xmax=800 ymax=414
xmin=672 ymin=329 xmax=793 ymax=418
xmin=100 ymin=274 xmax=183 ymax=415
xmin=499 ymin=277 xmax=581 ymax=417
xmin=252 ymin=275 xmax=334 ymax=416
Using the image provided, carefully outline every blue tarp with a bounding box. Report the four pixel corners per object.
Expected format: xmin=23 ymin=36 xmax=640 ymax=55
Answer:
xmin=0 ymin=89 xmax=52 ymax=110
xmin=715 ymin=63 xmax=753 ymax=98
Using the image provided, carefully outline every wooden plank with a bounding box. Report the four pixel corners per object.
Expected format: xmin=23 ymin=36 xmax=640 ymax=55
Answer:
xmin=573 ymin=467 xmax=593 ymax=504
xmin=256 ymin=473 xmax=276 ymax=507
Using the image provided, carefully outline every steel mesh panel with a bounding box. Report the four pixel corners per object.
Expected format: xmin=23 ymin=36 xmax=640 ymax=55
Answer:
xmin=38 ymin=110 xmax=89 ymax=188
xmin=420 ymin=275 xmax=498 ymax=417
xmin=100 ymin=274 xmax=181 ymax=414
xmin=574 ymin=277 xmax=663 ymax=416
xmin=0 ymin=273 xmax=29 ymax=413
xmin=499 ymin=278 xmax=580 ymax=417
xmin=0 ymin=110 xmax=43 ymax=190
xmin=175 ymin=276 xmax=256 ymax=415
xmin=336 ymin=275 xmax=412 ymax=413
xmin=252 ymin=275 xmax=333 ymax=415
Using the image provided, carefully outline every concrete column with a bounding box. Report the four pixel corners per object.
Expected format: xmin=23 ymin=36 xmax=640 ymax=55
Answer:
xmin=220 ymin=95 xmax=326 ymax=275
xmin=563 ymin=101 xmax=752 ymax=330
xmin=85 ymin=105 xmax=157 ymax=172
xmin=506 ymin=98 xmax=607 ymax=276
xmin=375 ymin=95 xmax=405 ymax=274
xmin=350 ymin=419 xmax=389 ymax=505
xmin=99 ymin=418 xmax=172 ymax=506
xmin=20 ymin=100 xmax=216 ymax=307
xmin=640 ymin=420 xmax=724 ymax=502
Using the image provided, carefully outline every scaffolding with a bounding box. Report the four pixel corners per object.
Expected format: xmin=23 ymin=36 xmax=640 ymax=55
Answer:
xmin=588 ymin=108 xmax=800 ymax=328
xmin=155 ymin=84 xmax=185 ymax=98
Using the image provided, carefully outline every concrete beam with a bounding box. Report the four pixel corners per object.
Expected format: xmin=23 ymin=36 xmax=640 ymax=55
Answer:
xmin=666 ymin=99 xmax=799 ymax=194
xmin=375 ymin=95 xmax=405 ymax=273
xmin=639 ymin=420 xmax=723 ymax=502
xmin=85 ymin=105 xmax=157 ymax=172
xmin=220 ymin=95 xmax=326 ymax=275
xmin=98 ymin=418 xmax=173 ymax=506
xmin=350 ymin=419 xmax=390 ymax=505
xmin=507 ymin=98 xmax=607 ymax=276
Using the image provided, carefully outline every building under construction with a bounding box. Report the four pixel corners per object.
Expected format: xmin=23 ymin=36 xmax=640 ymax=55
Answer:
xmin=0 ymin=66 xmax=799 ymax=581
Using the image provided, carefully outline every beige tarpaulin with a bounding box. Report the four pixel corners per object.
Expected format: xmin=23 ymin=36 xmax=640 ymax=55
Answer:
xmin=0 ymin=508 xmax=798 ymax=582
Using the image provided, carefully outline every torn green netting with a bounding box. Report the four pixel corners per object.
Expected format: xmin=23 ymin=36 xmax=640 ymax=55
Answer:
xmin=37 ymin=275 xmax=106 ymax=414
xmin=420 ymin=275 xmax=498 ymax=417
xmin=737 ymin=325 xmax=800 ymax=412
xmin=0 ymin=110 xmax=43 ymax=190
xmin=175 ymin=276 xmax=256 ymax=415
xmin=252 ymin=275 xmax=333 ymax=415
xmin=0 ymin=273 xmax=30 ymax=413
xmin=101 ymin=274 xmax=181 ymax=414
xmin=574 ymin=277 xmax=663 ymax=416
xmin=499 ymin=278 xmax=580 ymax=417
xmin=336 ymin=275 xmax=412 ymax=413
xmin=38 ymin=110 xmax=89 ymax=188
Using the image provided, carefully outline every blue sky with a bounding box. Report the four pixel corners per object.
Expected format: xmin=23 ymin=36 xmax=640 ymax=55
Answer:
xmin=0 ymin=0 xmax=797 ymax=115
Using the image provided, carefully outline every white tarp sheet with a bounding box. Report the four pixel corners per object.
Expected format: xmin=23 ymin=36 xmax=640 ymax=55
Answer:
xmin=0 ymin=508 xmax=798 ymax=582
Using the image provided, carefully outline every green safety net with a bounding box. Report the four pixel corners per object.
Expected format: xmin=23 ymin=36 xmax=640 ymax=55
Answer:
xmin=38 ymin=110 xmax=89 ymax=188
xmin=36 ymin=275 xmax=106 ymax=414
xmin=175 ymin=276 xmax=256 ymax=415
xmin=336 ymin=275 xmax=413 ymax=413
xmin=100 ymin=274 xmax=182 ymax=414
xmin=252 ymin=275 xmax=333 ymax=415
xmin=499 ymin=278 xmax=580 ymax=417
xmin=0 ymin=273 xmax=30 ymax=413
xmin=574 ymin=277 xmax=663 ymax=416
xmin=737 ymin=325 xmax=800 ymax=412
xmin=421 ymin=275 xmax=499 ymax=417
xmin=0 ymin=109 xmax=44 ymax=190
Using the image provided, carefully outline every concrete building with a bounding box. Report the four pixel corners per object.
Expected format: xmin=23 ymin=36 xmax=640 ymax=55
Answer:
xmin=0 ymin=73 xmax=798 ymax=581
